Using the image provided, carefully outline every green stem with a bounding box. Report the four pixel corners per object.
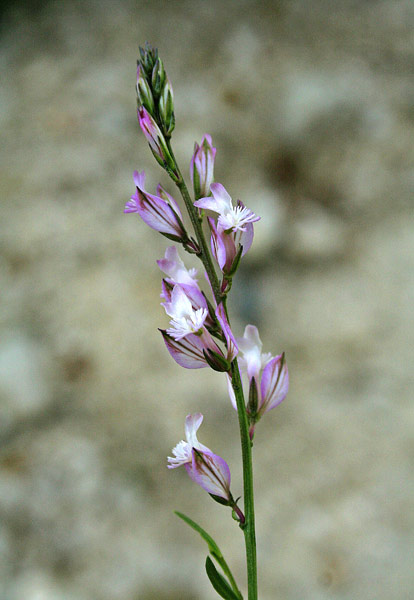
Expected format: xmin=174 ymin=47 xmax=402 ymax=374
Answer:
xmin=231 ymin=358 xmax=257 ymax=600
xmin=165 ymin=140 xmax=257 ymax=599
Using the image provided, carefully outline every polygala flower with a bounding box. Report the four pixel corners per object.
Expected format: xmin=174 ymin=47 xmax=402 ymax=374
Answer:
xmin=194 ymin=183 xmax=260 ymax=232
xmin=158 ymin=246 xmax=213 ymax=326
xmin=228 ymin=325 xmax=289 ymax=430
xmin=168 ymin=413 xmax=232 ymax=502
xmin=124 ymin=171 xmax=187 ymax=242
xmin=190 ymin=134 xmax=217 ymax=199
xmin=163 ymin=284 xmax=208 ymax=340
xmin=160 ymin=283 xmax=238 ymax=371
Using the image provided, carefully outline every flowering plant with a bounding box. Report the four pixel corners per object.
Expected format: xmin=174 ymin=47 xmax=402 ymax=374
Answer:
xmin=126 ymin=42 xmax=289 ymax=600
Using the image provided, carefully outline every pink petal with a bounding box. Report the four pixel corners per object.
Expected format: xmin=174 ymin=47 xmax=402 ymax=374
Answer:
xmin=260 ymin=353 xmax=289 ymax=413
xmin=160 ymin=330 xmax=208 ymax=369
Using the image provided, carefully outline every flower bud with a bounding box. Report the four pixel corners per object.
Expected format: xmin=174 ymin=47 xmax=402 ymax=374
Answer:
xmin=151 ymin=57 xmax=166 ymax=99
xmin=138 ymin=42 xmax=158 ymax=78
xmin=138 ymin=107 xmax=177 ymax=176
xmin=136 ymin=65 xmax=155 ymax=116
xmin=190 ymin=134 xmax=216 ymax=200
xmin=159 ymin=77 xmax=175 ymax=135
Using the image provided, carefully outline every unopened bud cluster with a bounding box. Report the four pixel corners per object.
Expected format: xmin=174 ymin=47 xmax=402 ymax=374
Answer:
xmin=136 ymin=43 xmax=176 ymax=175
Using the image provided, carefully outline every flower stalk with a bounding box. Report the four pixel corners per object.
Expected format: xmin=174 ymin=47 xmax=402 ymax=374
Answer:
xmin=126 ymin=42 xmax=289 ymax=600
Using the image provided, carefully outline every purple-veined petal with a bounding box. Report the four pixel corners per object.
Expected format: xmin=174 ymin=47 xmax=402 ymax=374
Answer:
xmin=260 ymin=353 xmax=289 ymax=414
xmin=186 ymin=448 xmax=231 ymax=501
xmin=156 ymin=185 xmax=183 ymax=219
xmin=160 ymin=330 xmax=208 ymax=369
xmin=127 ymin=188 xmax=185 ymax=238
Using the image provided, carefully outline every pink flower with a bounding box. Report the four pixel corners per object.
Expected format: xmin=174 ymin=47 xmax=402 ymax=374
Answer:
xmin=229 ymin=325 xmax=289 ymax=425
xmin=160 ymin=285 xmax=238 ymax=371
xmin=124 ymin=171 xmax=187 ymax=241
xmin=168 ymin=413 xmax=231 ymax=502
xmin=163 ymin=285 xmax=208 ymax=340
xmin=194 ymin=183 xmax=260 ymax=232
xmin=158 ymin=246 xmax=213 ymax=326
xmin=190 ymin=134 xmax=217 ymax=199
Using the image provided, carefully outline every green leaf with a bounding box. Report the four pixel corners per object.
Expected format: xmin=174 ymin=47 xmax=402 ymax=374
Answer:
xmin=205 ymin=557 xmax=240 ymax=600
xmin=175 ymin=511 xmax=243 ymax=600
xmin=174 ymin=511 xmax=223 ymax=560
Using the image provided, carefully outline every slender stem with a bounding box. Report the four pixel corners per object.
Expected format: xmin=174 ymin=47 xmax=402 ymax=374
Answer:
xmin=231 ymin=358 xmax=257 ymax=600
xmin=166 ymin=140 xmax=257 ymax=599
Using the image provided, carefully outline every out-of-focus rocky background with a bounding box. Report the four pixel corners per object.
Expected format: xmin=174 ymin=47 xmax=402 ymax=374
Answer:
xmin=1 ymin=0 xmax=413 ymax=598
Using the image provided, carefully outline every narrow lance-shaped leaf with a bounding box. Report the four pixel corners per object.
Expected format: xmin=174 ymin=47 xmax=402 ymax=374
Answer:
xmin=205 ymin=556 xmax=241 ymax=600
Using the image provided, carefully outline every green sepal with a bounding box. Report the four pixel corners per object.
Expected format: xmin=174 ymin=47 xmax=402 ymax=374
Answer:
xmin=139 ymin=43 xmax=158 ymax=77
xmin=203 ymin=349 xmax=231 ymax=372
xmin=247 ymin=377 xmax=258 ymax=417
xmin=159 ymin=80 xmax=175 ymax=135
xmin=151 ymin=58 xmax=166 ymax=98
xmin=226 ymin=244 xmax=243 ymax=277
xmin=136 ymin=75 xmax=155 ymax=115
xmin=205 ymin=557 xmax=240 ymax=600
xmin=160 ymin=231 xmax=186 ymax=243
xmin=192 ymin=146 xmax=201 ymax=199
xmin=209 ymin=493 xmax=231 ymax=506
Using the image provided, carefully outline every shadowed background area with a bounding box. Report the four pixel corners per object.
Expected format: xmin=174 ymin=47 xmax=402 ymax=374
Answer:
xmin=1 ymin=1 xmax=413 ymax=599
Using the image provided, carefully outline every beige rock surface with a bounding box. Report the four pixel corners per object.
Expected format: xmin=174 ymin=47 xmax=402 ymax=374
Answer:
xmin=1 ymin=1 xmax=413 ymax=599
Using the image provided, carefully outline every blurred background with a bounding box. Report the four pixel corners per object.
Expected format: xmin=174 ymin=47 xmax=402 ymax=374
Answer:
xmin=1 ymin=1 xmax=413 ymax=598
